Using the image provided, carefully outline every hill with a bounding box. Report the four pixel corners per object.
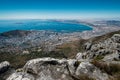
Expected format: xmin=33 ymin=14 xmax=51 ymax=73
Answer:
xmin=0 ymin=30 xmax=31 ymax=37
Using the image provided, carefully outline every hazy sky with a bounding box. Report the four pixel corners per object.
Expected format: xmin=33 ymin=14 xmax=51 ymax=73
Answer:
xmin=0 ymin=0 xmax=120 ymax=19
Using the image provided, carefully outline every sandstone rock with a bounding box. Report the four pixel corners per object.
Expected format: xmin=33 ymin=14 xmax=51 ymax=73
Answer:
xmin=24 ymin=58 xmax=66 ymax=74
xmin=75 ymin=62 xmax=108 ymax=80
xmin=23 ymin=58 xmax=73 ymax=80
xmin=67 ymin=59 xmax=77 ymax=75
xmin=76 ymin=52 xmax=83 ymax=60
xmin=103 ymin=51 xmax=120 ymax=61
xmin=5 ymin=57 xmax=109 ymax=80
xmin=76 ymin=52 xmax=89 ymax=61
xmin=83 ymin=34 xmax=120 ymax=60
xmin=111 ymin=34 xmax=120 ymax=43
xmin=3 ymin=55 xmax=112 ymax=80
xmin=0 ymin=61 xmax=10 ymax=74
xmin=7 ymin=72 xmax=34 ymax=80
xmin=84 ymin=42 xmax=92 ymax=50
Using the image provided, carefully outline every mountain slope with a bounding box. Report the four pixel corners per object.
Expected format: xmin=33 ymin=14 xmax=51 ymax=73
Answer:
xmin=0 ymin=30 xmax=120 ymax=80
xmin=0 ymin=30 xmax=31 ymax=37
xmin=55 ymin=30 xmax=120 ymax=58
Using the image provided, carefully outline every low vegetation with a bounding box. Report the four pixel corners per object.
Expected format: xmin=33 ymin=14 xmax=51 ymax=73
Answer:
xmin=93 ymin=55 xmax=104 ymax=61
xmin=55 ymin=39 xmax=87 ymax=58
xmin=0 ymin=51 xmax=66 ymax=69
xmin=110 ymin=73 xmax=120 ymax=80
xmin=91 ymin=60 xmax=120 ymax=75
xmin=70 ymin=73 xmax=95 ymax=80
xmin=77 ymin=74 xmax=95 ymax=80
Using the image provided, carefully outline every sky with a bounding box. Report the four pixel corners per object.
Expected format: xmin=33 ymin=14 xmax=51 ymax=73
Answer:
xmin=0 ymin=0 xmax=120 ymax=19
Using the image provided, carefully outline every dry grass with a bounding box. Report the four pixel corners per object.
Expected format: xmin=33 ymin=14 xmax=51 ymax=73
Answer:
xmin=55 ymin=39 xmax=87 ymax=58
xmin=0 ymin=51 xmax=66 ymax=69
xmin=111 ymin=73 xmax=120 ymax=80
xmin=70 ymin=74 xmax=95 ymax=80
xmin=77 ymin=74 xmax=95 ymax=80
xmin=91 ymin=60 xmax=120 ymax=75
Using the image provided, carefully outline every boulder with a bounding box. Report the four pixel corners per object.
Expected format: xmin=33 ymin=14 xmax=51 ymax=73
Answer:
xmin=23 ymin=58 xmax=73 ymax=80
xmin=0 ymin=61 xmax=10 ymax=74
xmin=111 ymin=34 xmax=120 ymax=43
xmin=75 ymin=62 xmax=108 ymax=80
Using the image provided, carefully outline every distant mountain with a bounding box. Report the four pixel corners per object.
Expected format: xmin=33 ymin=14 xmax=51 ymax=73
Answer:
xmin=106 ymin=20 xmax=120 ymax=26
xmin=94 ymin=20 xmax=120 ymax=27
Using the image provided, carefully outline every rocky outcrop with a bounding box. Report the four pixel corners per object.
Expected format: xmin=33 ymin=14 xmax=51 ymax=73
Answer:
xmin=82 ymin=34 xmax=120 ymax=61
xmin=6 ymin=58 xmax=108 ymax=80
xmin=0 ymin=61 xmax=10 ymax=74
xmin=23 ymin=58 xmax=74 ymax=80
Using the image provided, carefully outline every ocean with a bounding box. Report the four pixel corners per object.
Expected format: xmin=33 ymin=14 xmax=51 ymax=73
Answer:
xmin=0 ymin=20 xmax=92 ymax=33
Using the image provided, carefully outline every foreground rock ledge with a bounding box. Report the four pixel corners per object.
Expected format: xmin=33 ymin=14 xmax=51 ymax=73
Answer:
xmin=6 ymin=58 xmax=108 ymax=80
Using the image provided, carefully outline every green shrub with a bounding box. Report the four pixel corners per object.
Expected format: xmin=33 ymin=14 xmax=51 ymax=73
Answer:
xmin=93 ymin=55 xmax=104 ymax=61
